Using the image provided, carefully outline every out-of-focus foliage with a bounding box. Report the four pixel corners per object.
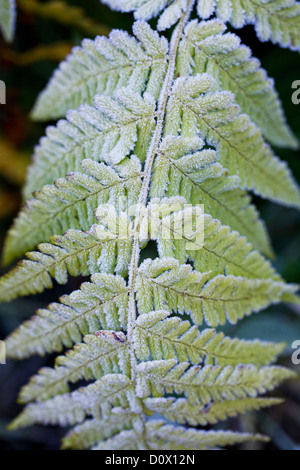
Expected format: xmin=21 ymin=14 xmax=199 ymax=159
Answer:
xmin=18 ymin=0 xmax=111 ymax=37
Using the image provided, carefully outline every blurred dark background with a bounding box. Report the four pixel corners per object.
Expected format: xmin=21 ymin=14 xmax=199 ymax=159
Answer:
xmin=0 ymin=0 xmax=299 ymax=450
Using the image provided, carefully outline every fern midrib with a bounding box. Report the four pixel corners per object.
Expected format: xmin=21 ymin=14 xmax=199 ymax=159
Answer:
xmin=127 ymin=0 xmax=195 ymax=378
xmin=126 ymin=0 xmax=196 ymax=448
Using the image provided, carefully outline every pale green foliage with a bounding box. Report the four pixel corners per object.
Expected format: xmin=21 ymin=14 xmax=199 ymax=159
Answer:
xmin=25 ymin=87 xmax=156 ymax=199
xmin=150 ymin=136 xmax=273 ymax=256
xmin=18 ymin=332 xmax=130 ymax=403
xmin=136 ymin=258 xmax=296 ymax=325
xmin=6 ymin=273 xmax=129 ymax=357
xmin=31 ymin=21 xmax=168 ymax=121
xmin=177 ymin=19 xmax=298 ymax=148
xmin=3 ymin=157 xmax=142 ymax=264
xmin=0 ymin=0 xmax=16 ymax=42
xmin=144 ymin=396 xmax=283 ymax=426
xmin=163 ymin=74 xmax=300 ymax=207
xmin=133 ymin=311 xmax=285 ymax=365
xmin=91 ymin=422 xmax=268 ymax=450
xmin=197 ymin=0 xmax=300 ymax=51
xmin=2 ymin=0 xmax=300 ymax=451
xmin=136 ymin=359 xmax=294 ymax=402
xmin=103 ymin=0 xmax=300 ymax=50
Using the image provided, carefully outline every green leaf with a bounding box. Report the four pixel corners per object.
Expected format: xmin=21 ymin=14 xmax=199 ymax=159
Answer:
xmin=31 ymin=21 xmax=168 ymax=121
xmin=177 ymin=19 xmax=298 ymax=148
xmin=150 ymin=135 xmax=273 ymax=256
xmin=18 ymin=332 xmax=130 ymax=403
xmin=4 ymin=157 xmax=142 ymax=264
xmin=5 ymin=273 xmax=129 ymax=357
xmin=9 ymin=374 xmax=136 ymax=429
xmin=133 ymin=310 xmax=285 ymax=365
xmin=25 ymin=88 xmax=155 ymax=199
xmin=165 ymin=73 xmax=300 ymax=207
xmin=145 ymin=396 xmax=284 ymax=426
xmin=136 ymin=359 xmax=295 ymax=403
xmin=136 ymin=258 xmax=296 ymax=326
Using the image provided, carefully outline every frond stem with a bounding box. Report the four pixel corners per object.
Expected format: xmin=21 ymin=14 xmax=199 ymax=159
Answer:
xmin=127 ymin=0 xmax=196 ymax=378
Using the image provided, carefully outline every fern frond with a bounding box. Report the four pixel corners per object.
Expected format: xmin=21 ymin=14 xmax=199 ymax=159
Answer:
xmin=9 ymin=374 xmax=137 ymax=429
xmin=4 ymin=156 xmax=142 ymax=264
xmin=2 ymin=1 xmax=299 ymax=450
xmin=0 ymin=224 xmax=132 ymax=301
xmin=103 ymin=0 xmax=300 ymax=51
xmin=143 ymin=207 xmax=278 ymax=279
xmin=136 ymin=359 xmax=295 ymax=403
xmin=82 ymin=418 xmax=268 ymax=450
xmin=5 ymin=273 xmax=128 ymax=358
xmin=166 ymin=73 xmax=300 ymax=207
xmin=62 ymin=411 xmax=139 ymax=450
xmin=31 ymin=21 xmax=168 ymax=121
xmin=141 ymin=420 xmax=268 ymax=450
xmin=18 ymin=332 xmax=130 ymax=403
xmin=150 ymin=135 xmax=273 ymax=256
xmin=177 ymin=19 xmax=298 ymax=148
xmin=133 ymin=310 xmax=285 ymax=365
xmin=196 ymin=0 xmax=300 ymax=51
xmin=25 ymin=88 xmax=155 ymax=199
xmin=144 ymin=396 xmax=283 ymax=426
xmin=91 ymin=421 xmax=267 ymax=450
xmin=136 ymin=258 xmax=295 ymax=326
xmin=0 ymin=0 xmax=16 ymax=42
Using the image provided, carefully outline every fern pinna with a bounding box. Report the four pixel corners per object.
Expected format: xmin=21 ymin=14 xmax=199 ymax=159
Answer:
xmin=1 ymin=0 xmax=300 ymax=450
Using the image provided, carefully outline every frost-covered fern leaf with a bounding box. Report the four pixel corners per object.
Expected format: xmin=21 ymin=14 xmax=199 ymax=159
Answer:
xmin=0 ymin=0 xmax=16 ymax=42
xmin=31 ymin=21 xmax=168 ymax=121
xmin=150 ymin=136 xmax=273 ymax=256
xmin=6 ymin=273 xmax=129 ymax=358
xmin=145 ymin=396 xmax=283 ymax=426
xmin=197 ymin=0 xmax=300 ymax=51
xmin=136 ymin=259 xmax=297 ymax=325
xmin=24 ymin=88 xmax=155 ymax=200
xmin=1 ymin=1 xmax=299 ymax=451
xmin=3 ymin=157 xmax=142 ymax=264
xmin=177 ymin=19 xmax=298 ymax=149
xmin=11 ymin=72 xmax=300 ymax=266
xmin=136 ymin=359 xmax=295 ymax=403
xmin=163 ymin=73 xmax=300 ymax=207
xmin=133 ymin=311 xmax=286 ymax=365
xmin=102 ymin=0 xmax=300 ymax=51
